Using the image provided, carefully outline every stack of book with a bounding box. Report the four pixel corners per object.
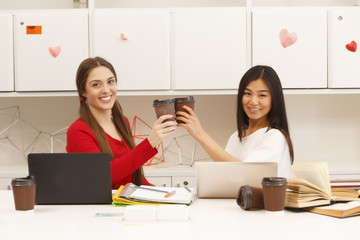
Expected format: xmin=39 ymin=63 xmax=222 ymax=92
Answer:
xmin=285 ymin=162 xmax=360 ymax=218
xmin=330 ymin=179 xmax=360 ymax=190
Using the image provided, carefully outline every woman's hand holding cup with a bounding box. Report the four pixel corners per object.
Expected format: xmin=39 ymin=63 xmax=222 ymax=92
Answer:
xmin=148 ymin=114 xmax=177 ymax=148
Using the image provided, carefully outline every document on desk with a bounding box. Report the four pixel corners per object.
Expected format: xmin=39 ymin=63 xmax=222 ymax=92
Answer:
xmin=130 ymin=185 xmax=196 ymax=205
xmin=112 ymin=183 xmax=196 ymax=206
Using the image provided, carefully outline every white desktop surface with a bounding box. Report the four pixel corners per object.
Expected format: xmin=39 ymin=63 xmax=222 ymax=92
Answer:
xmin=0 ymin=190 xmax=356 ymax=240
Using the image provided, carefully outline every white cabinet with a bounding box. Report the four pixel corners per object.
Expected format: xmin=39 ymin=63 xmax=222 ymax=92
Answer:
xmin=0 ymin=178 xmax=12 ymax=190
xmin=146 ymin=176 xmax=196 ymax=188
xmin=14 ymin=10 xmax=89 ymax=91
xmin=93 ymin=10 xmax=170 ymax=90
xmin=0 ymin=165 xmax=28 ymax=190
xmin=171 ymin=8 xmax=247 ymax=90
xmin=328 ymin=8 xmax=360 ymax=88
xmin=0 ymin=13 xmax=14 ymax=91
xmin=172 ymin=176 xmax=196 ymax=188
xmin=144 ymin=165 xmax=196 ymax=187
xmin=252 ymin=8 xmax=327 ymax=89
xmin=146 ymin=176 xmax=172 ymax=187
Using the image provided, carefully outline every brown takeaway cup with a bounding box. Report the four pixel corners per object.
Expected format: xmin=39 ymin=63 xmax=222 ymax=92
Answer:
xmin=237 ymin=185 xmax=264 ymax=210
xmin=174 ymin=96 xmax=195 ymax=124
xmin=261 ymin=177 xmax=287 ymax=212
xmin=153 ymin=98 xmax=176 ymax=122
xmin=11 ymin=176 xmax=36 ymax=211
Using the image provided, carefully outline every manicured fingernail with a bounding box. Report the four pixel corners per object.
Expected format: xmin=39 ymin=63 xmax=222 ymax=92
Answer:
xmin=181 ymin=105 xmax=184 ymax=108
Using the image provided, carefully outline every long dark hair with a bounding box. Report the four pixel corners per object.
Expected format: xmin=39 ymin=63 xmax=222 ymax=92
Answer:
xmin=76 ymin=56 xmax=144 ymax=185
xmin=236 ymin=65 xmax=294 ymax=164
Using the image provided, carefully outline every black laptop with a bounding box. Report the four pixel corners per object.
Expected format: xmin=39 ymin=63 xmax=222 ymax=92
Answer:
xmin=28 ymin=153 xmax=112 ymax=204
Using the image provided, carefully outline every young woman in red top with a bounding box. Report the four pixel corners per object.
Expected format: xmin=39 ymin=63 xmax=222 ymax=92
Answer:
xmin=66 ymin=57 xmax=177 ymax=189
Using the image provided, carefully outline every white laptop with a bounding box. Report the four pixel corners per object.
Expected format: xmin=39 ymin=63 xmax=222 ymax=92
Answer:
xmin=195 ymin=161 xmax=278 ymax=198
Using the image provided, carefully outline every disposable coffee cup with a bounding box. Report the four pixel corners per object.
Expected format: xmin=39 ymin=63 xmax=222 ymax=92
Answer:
xmin=11 ymin=176 xmax=36 ymax=211
xmin=174 ymin=96 xmax=195 ymax=124
xmin=153 ymin=98 xmax=176 ymax=122
xmin=237 ymin=185 xmax=264 ymax=210
xmin=261 ymin=177 xmax=287 ymax=212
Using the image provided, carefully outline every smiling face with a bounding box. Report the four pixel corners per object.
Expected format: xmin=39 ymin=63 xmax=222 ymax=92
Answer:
xmin=82 ymin=66 xmax=117 ymax=117
xmin=242 ymin=78 xmax=272 ymax=127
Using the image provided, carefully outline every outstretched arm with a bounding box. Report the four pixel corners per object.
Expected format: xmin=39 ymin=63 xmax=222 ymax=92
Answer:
xmin=66 ymin=116 xmax=176 ymax=186
xmin=176 ymin=106 xmax=241 ymax=162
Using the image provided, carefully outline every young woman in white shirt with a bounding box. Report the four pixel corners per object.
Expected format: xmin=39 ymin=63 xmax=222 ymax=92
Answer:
xmin=176 ymin=65 xmax=294 ymax=178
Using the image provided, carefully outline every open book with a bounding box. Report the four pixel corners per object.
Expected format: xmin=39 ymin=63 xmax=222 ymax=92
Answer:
xmin=113 ymin=183 xmax=197 ymax=206
xmin=307 ymin=201 xmax=360 ymax=218
xmin=286 ymin=162 xmax=360 ymax=208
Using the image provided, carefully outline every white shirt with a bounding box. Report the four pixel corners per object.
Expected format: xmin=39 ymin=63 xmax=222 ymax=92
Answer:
xmin=225 ymin=127 xmax=292 ymax=178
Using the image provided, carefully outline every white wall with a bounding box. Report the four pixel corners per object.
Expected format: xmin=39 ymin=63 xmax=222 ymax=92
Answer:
xmin=285 ymin=94 xmax=360 ymax=173
xmin=1 ymin=94 xmax=360 ymax=173
xmin=94 ymin=0 xmax=359 ymax=8
xmin=0 ymin=0 xmax=74 ymax=9
xmin=3 ymin=0 xmax=358 ymax=10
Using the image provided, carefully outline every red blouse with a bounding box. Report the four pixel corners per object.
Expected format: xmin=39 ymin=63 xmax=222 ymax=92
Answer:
xmin=66 ymin=117 xmax=156 ymax=188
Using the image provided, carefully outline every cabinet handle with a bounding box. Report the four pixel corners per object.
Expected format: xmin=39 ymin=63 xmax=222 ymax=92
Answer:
xmin=183 ymin=181 xmax=189 ymax=186
xmin=120 ymin=33 xmax=128 ymax=40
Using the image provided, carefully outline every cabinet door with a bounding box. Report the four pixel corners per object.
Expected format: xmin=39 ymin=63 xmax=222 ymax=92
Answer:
xmin=93 ymin=10 xmax=170 ymax=90
xmin=0 ymin=13 xmax=14 ymax=91
xmin=253 ymin=8 xmax=327 ymax=88
xmin=328 ymin=9 xmax=360 ymax=88
xmin=145 ymin=176 xmax=172 ymax=187
xmin=171 ymin=8 xmax=247 ymax=90
xmin=0 ymin=178 xmax=11 ymax=190
xmin=14 ymin=11 xmax=88 ymax=91
xmin=172 ymin=176 xmax=196 ymax=188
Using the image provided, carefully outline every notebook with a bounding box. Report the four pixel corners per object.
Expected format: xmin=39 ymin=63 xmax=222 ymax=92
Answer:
xmin=28 ymin=153 xmax=112 ymax=204
xmin=195 ymin=161 xmax=278 ymax=198
xmin=112 ymin=183 xmax=197 ymax=206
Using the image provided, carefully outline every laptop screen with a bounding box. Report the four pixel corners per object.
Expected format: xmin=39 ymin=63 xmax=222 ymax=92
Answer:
xmin=28 ymin=153 xmax=112 ymax=204
xmin=195 ymin=161 xmax=278 ymax=198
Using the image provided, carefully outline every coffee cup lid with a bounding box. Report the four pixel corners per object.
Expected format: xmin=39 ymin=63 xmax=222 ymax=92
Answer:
xmin=11 ymin=176 xmax=36 ymax=186
xmin=237 ymin=185 xmax=252 ymax=210
xmin=153 ymin=98 xmax=175 ymax=106
xmin=174 ymin=96 xmax=195 ymax=103
xmin=262 ymin=177 xmax=287 ymax=186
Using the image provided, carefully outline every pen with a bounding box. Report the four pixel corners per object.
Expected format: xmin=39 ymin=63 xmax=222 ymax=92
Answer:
xmin=184 ymin=186 xmax=192 ymax=193
xmin=132 ymin=186 xmax=176 ymax=198
xmin=164 ymin=190 xmax=176 ymax=198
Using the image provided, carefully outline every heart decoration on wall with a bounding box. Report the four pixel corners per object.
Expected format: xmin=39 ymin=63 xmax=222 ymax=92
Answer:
xmin=120 ymin=33 xmax=128 ymax=40
xmin=49 ymin=46 xmax=61 ymax=58
xmin=346 ymin=41 xmax=357 ymax=52
xmin=279 ymin=29 xmax=298 ymax=48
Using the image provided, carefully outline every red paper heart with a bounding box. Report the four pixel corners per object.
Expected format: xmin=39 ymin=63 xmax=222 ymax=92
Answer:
xmin=49 ymin=46 xmax=61 ymax=58
xmin=346 ymin=41 xmax=357 ymax=52
xmin=279 ymin=29 xmax=297 ymax=48
xmin=120 ymin=33 xmax=127 ymax=40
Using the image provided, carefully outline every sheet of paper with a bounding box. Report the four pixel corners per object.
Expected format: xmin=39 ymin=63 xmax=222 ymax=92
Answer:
xmin=314 ymin=201 xmax=360 ymax=210
xmin=130 ymin=186 xmax=195 ymax=204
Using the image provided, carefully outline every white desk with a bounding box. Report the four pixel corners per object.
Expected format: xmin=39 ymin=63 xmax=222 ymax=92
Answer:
xmin=0 ymin=190 xmax=356 ymax=240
